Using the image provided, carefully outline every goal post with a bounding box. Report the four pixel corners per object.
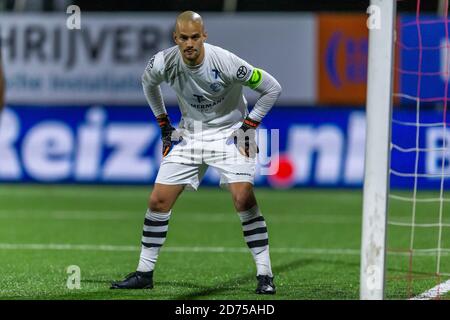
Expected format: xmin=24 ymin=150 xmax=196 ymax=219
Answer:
xmin=360 ymin=0 xmax=397 ymax=300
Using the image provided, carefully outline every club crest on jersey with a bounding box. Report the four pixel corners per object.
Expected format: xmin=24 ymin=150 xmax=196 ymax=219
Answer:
xmin=210 ymin=82 xmax=223 ymax=92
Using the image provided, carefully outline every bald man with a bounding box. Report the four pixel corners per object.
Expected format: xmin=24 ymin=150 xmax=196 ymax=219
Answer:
xmin=111 ymin=11 xmax=281 ymax=294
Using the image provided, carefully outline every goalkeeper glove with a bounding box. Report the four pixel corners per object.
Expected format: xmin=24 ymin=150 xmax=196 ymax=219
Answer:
xmin=230 ymin=117 xmax=260 ymax=158
xmin=157 ymin=114 xmax=182 ymax=157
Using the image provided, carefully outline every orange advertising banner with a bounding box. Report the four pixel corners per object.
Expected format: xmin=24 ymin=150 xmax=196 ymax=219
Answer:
xmin=318 ymin=14 xmax=368 ymax=105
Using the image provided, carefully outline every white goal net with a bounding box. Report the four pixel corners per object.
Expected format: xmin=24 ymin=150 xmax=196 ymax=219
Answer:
xmin=387 ymin=0 xmax=450 ymax=300
xmin=362 ymin=0 xmax=450 ymax=300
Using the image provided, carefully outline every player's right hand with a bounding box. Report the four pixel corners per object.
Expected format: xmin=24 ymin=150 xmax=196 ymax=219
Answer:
xmin=157 ymin=114 xmax=183 ymax=157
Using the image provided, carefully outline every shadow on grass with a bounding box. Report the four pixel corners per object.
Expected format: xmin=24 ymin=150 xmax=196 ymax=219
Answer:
xmin=82 ymin=278 xmax=215 ymax=291
xmin=173 ymin=258 xmax=317 ymax=300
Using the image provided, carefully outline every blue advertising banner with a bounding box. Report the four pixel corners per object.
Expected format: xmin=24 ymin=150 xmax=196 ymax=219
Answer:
xmin=399 ymin=14 xmax=450 ymax=104
xmin=0 ymin=105 xmax=449 ymax=189
xmin=391 ymin=110 xmax=450 ymax=190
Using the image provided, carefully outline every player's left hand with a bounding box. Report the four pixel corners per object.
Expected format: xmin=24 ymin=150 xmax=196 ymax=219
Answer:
xmin=229 ymin=117 xmax=260 ymax=158
xmin=158 ymin=114 xmax=183 ymax=157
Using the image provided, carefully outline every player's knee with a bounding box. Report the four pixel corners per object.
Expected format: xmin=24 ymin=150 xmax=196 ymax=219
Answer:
xmin=233 ymin=191 xmax=256 ymax=212
xmin=148 ymin=193 xmax=171 ymax=212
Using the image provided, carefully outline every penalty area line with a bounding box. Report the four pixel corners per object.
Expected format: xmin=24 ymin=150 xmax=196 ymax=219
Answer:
xmin=409 ymin=279 xmax=450 ymax=300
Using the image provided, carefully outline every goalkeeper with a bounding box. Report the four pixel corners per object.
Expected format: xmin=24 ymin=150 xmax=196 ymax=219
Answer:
xmin=111 ymin=11 xmax=282 ymax=294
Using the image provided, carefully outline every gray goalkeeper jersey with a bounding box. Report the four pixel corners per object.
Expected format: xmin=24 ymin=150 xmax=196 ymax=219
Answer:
xmin=142 ymin=43 xmax=258 ymax=131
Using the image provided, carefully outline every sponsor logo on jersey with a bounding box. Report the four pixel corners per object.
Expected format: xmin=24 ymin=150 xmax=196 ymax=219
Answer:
xmin=211 ymin=68 xmax=221 ymax=79
xmin=193 ymin=94 xmax=206 ymax=103
xmin=189 ymin=97 xmax=225 ymax=110
xmin=236 ymin=66 xmax=248 ymax=79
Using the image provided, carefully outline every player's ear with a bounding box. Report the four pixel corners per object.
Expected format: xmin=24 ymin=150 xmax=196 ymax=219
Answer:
xmin=173 ymin=32 xmax=178 ymax=44
xmin=203 ymin=31 xmax=208 ymax=41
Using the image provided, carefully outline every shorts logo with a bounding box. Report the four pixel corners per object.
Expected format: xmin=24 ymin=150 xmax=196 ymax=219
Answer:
xmin=235 ymin=172 xmax=252 ymax=177
xmin=236 ymin=66 xmax=248 ymax=79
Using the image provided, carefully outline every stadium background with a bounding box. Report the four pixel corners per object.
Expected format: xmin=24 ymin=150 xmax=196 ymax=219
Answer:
xmin=0 ymin=0 xmax=448 ymax=300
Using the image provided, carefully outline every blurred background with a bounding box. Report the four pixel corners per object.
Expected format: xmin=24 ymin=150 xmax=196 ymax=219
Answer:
xmin=0 ymin=0 xmax=448 ymax=189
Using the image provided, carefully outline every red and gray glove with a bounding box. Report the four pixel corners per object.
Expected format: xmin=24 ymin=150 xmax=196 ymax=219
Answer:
xmin=230 ymin=117 xmax=260 ymax=158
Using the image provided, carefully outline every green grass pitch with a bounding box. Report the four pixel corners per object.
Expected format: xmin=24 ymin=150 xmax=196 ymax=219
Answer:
xmin=0 ymin=184 xmax=448 ymax=300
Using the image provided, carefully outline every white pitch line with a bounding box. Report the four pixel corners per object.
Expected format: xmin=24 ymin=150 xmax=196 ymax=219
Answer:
xmin=0 ymin=210 xmax=359 ymax=224
xmin=410 ymin=280 xmax=450 ymax=300
xmin=0 ymin=243 xmax=448 ymax=258
xmin=0 ymin=188 xmax=148 ymax=198
xmin=0 ymin=243 xmax=138 ymax=252
xmin=0 ymin=243 xmax=360 ymax=255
